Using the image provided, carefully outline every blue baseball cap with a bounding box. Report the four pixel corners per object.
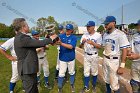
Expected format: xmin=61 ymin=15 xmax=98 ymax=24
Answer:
xmin=86 ymin=21 xmax=95 ymax=26
xmin=66 ymin=24 xmax=74 ymax=30
xmin=31 ymin=30 xmax=40 ymax=36
xmin=135 ymin=20 xmax=140 ymax=25
xmin=58 ymin=25 xmax=64 ymax=30
xmin=102 ymin=16 xmax=116 ymax=24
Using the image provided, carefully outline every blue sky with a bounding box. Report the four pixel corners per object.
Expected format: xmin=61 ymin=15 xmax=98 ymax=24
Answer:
xmin=0 ymin=0 xmax=139 ymax=27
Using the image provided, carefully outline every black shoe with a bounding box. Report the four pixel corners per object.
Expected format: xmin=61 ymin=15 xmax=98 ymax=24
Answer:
xmin=44 ymin=82 xmax=52 ymax=89
xmin=71 ymin=85 xmax=75 ymax=93
xmin=80 ymin=86 xmax=90 ymax=93
xmin=58 ymin=88 xmax=62 ymax=93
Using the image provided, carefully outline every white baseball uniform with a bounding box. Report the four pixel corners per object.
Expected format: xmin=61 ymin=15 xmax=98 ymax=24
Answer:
xmin=0 ymin=37 xmax=20 ymax=83
xmin=80 ymin=32 xmax=102 ymax=77
xmin=102 ymin=29 xmax=130 ymax=90
xmin=37 ymin=47 xmax=49 ymax=77
xmin=130 ymin=32 xmax=140 ymax=82
xmin=56 ymin=45 xmax=60 ymax=70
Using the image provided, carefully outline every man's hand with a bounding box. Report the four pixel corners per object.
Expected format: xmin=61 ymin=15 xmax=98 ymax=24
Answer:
xmin=117 ymin=67 xmax=125 ymax=75
xmin=50 ymin=34 xmax=57 ymax=41
xmin=127 ymin=53 xmax=140 ymax=60
xmin=86 ymin=40 xmax=94 ymax=45
xmin=7 ymin=56 xmax=17 ymax=61
xmin=82 ymin=38 xmax=87 ymax=44
xmin=56 ymin=39 xmax=62 ymax=45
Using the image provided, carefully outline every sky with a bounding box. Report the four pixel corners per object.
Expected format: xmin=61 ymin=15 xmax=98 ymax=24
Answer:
xmin=0 ymin=0 xmax=139 ymax=27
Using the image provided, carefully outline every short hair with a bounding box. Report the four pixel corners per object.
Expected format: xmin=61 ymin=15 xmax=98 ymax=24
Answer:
xmin=12 ymin=18 xmax=26 ymax=32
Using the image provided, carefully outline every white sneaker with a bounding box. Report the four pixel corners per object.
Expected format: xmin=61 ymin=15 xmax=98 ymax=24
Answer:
xmin=22 ymin=90 xmax=25 ymax=92
xmin=10 ymin=91 xmax=13 ymax=93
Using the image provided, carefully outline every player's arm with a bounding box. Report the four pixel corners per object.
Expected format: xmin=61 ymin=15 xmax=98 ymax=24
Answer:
xmin=0 ymin=48 xmax=16 ymax=61
xmin=79 ymin=38 xmax=87 ymax=48
xmin=58 ymin=37 xmax=77 ymax=49
xmin=117 ymin=33 xmax=130 ymax=74
xmin=121 ymin=48 xmax=128 ymax=66
xmin=127 ymin=53 xmax=140 ymax=60
xmin=60 ymin=43 xmax=73 ymax=49
xmin=87 ymin=41 xmax=101 ymax=49
xmin=36 ymin=48 xmax=42 ymax=53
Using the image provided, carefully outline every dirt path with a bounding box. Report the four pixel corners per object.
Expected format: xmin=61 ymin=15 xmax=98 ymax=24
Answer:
xmin=76 ymin=47 xmax=132 ymax=93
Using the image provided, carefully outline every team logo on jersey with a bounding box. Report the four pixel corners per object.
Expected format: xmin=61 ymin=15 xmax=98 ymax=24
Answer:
xmin=68 ymin=39 xmax=71 ymax=43
xmin=105 ymin=39 xmax=115 ymax=51
xmin=134 ymin=41 xmax=140 ymax=46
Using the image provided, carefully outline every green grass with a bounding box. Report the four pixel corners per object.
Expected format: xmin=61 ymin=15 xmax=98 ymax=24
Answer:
xmin=0 ymin=39 xmax=132 ymax=93
xmin=0 ymin=45 xmax=105 ymax=93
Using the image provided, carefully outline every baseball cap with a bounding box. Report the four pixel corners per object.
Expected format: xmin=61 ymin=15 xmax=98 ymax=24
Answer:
xmin=86 ymin=21 xmax=95 ymax=26
xmin=58 ymin=25 xmax=64 ymax=30
xmin=102 ymin=16 xmax=116 ymax=24
xmin=135 ymin=20 xmax=140 ymax=26
xmin=31 ymin=30 xmax=40 ymax=36
xmin=66 ymin=24 xmax=74 ymax=30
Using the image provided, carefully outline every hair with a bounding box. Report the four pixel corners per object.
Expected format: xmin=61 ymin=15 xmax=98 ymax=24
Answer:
xmin=12 ymin=18 xmax=26 ymax=32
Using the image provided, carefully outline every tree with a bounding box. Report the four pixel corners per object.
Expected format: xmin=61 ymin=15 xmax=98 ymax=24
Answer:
xmin=33 ymin=16 xmax=59 ymax=36
xmin=128 ymin=23 xmax=136 ymax=29
xmin=97 ymin=25 xmax=105 ymax=34
xmin=0 ymin=23 xmax=15 ymax=38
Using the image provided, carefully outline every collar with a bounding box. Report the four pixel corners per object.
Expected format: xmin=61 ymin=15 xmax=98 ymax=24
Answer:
xmin=107 ymin=28 xmax=116 ymax=34
xmin=21 ymin=32 xmax=27 ymax=35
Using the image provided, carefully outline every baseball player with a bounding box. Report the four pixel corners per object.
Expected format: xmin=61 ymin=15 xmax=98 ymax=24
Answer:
xmin=55 ymin=25 xmax=64 ymax=81
xmin=0 ymin=36 xmax=19 ymax=93
xmin=127 ymin=20 xmax=140 ymax=92
xmin=79 ymin=21 xmax=102 ymax=93
xmin=57 ymin=24 xmax=77 ymax=93
xmin=31 ymin=30 xmax=52 ymax=89
xmin=102 ymin=16 xmax=130 ymax=93
xmin=55 ymin=25 xmax=69 ymax=83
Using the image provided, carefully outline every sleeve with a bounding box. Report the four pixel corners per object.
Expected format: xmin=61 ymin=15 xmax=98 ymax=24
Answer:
xmin=119 ymin=33 xmax=130 ymax=49
xmin=0 ymin=38 xmax=13 ymax=51
xmin=80 ymin=35 xmax=85 ymax=44
xmin=101 ymin=34 xmax=105 ymax=47
xmin=20 ymin=35 xmax=53 ymax=48
xmin=96 ymin=34 xmax=102 ymax=45
xmin=70 ymin=36 xmax=77 ymax=48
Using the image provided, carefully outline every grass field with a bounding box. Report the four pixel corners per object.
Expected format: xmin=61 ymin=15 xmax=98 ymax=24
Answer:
xmin=0 ymin=40 xmax=105 ymax=93
xmin=0 ymin=40 xmax=132 ymax=93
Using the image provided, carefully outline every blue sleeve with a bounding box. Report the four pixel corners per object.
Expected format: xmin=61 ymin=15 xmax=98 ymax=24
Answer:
xmin=70 ymin=36 xmax=77 ymax=48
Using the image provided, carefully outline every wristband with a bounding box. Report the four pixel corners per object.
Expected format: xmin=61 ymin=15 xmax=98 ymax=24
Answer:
xmin=120 ymin=63 xmax=125 ymax=68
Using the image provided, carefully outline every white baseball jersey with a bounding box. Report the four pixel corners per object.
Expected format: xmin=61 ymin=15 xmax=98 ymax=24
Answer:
xmin=80 ymin=32 xmax=102 ymax=54
xmin=37 ymin=47 xmax=46 ymax=58
xmin=102 ymin=29 xmax=130 ymax=56
xmin=0 ymin=37 xmax=17 ymax=64
xmin=130 ymin=32 xmax=140 ymax=61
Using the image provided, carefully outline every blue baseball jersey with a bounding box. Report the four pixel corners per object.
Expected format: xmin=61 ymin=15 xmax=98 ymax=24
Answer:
xmin=59 ymin=33 xmax=77 ymax=62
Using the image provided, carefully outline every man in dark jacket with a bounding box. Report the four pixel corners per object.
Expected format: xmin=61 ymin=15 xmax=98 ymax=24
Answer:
xmin=12 ymin=18 xmax=57 ymax=93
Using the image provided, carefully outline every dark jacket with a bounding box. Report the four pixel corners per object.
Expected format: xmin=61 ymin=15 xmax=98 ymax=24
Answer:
xmin=14 ymin=32 xmax=52 ymax=75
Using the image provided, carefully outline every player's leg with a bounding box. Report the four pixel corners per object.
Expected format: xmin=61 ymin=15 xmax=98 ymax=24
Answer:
xmin=130 ymin=63 xmax=140 ymax=93
xmin=109 ymin=59 xmax=120 ymax=93
xmin=91 ymin=55 xmax=98 ymax=92
xmin=81 ymin=54 xmax=91 ymax=93
xmin=37 ymin=59 xmax=42 ymax=84
xmin=58 ymin=61 xmax=67 ymax=91
xmin=42 ymin=58 xmax=52 ymax=89
xmin=102 ymin=57 xmax=111 ymax=93
xmin=55 ymin=54 xmax=60 ymax=81
xmin=10 ymin=63 xmax=19 ymax=93
xmin=68 ymin=60 xmax=75 ymax=92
